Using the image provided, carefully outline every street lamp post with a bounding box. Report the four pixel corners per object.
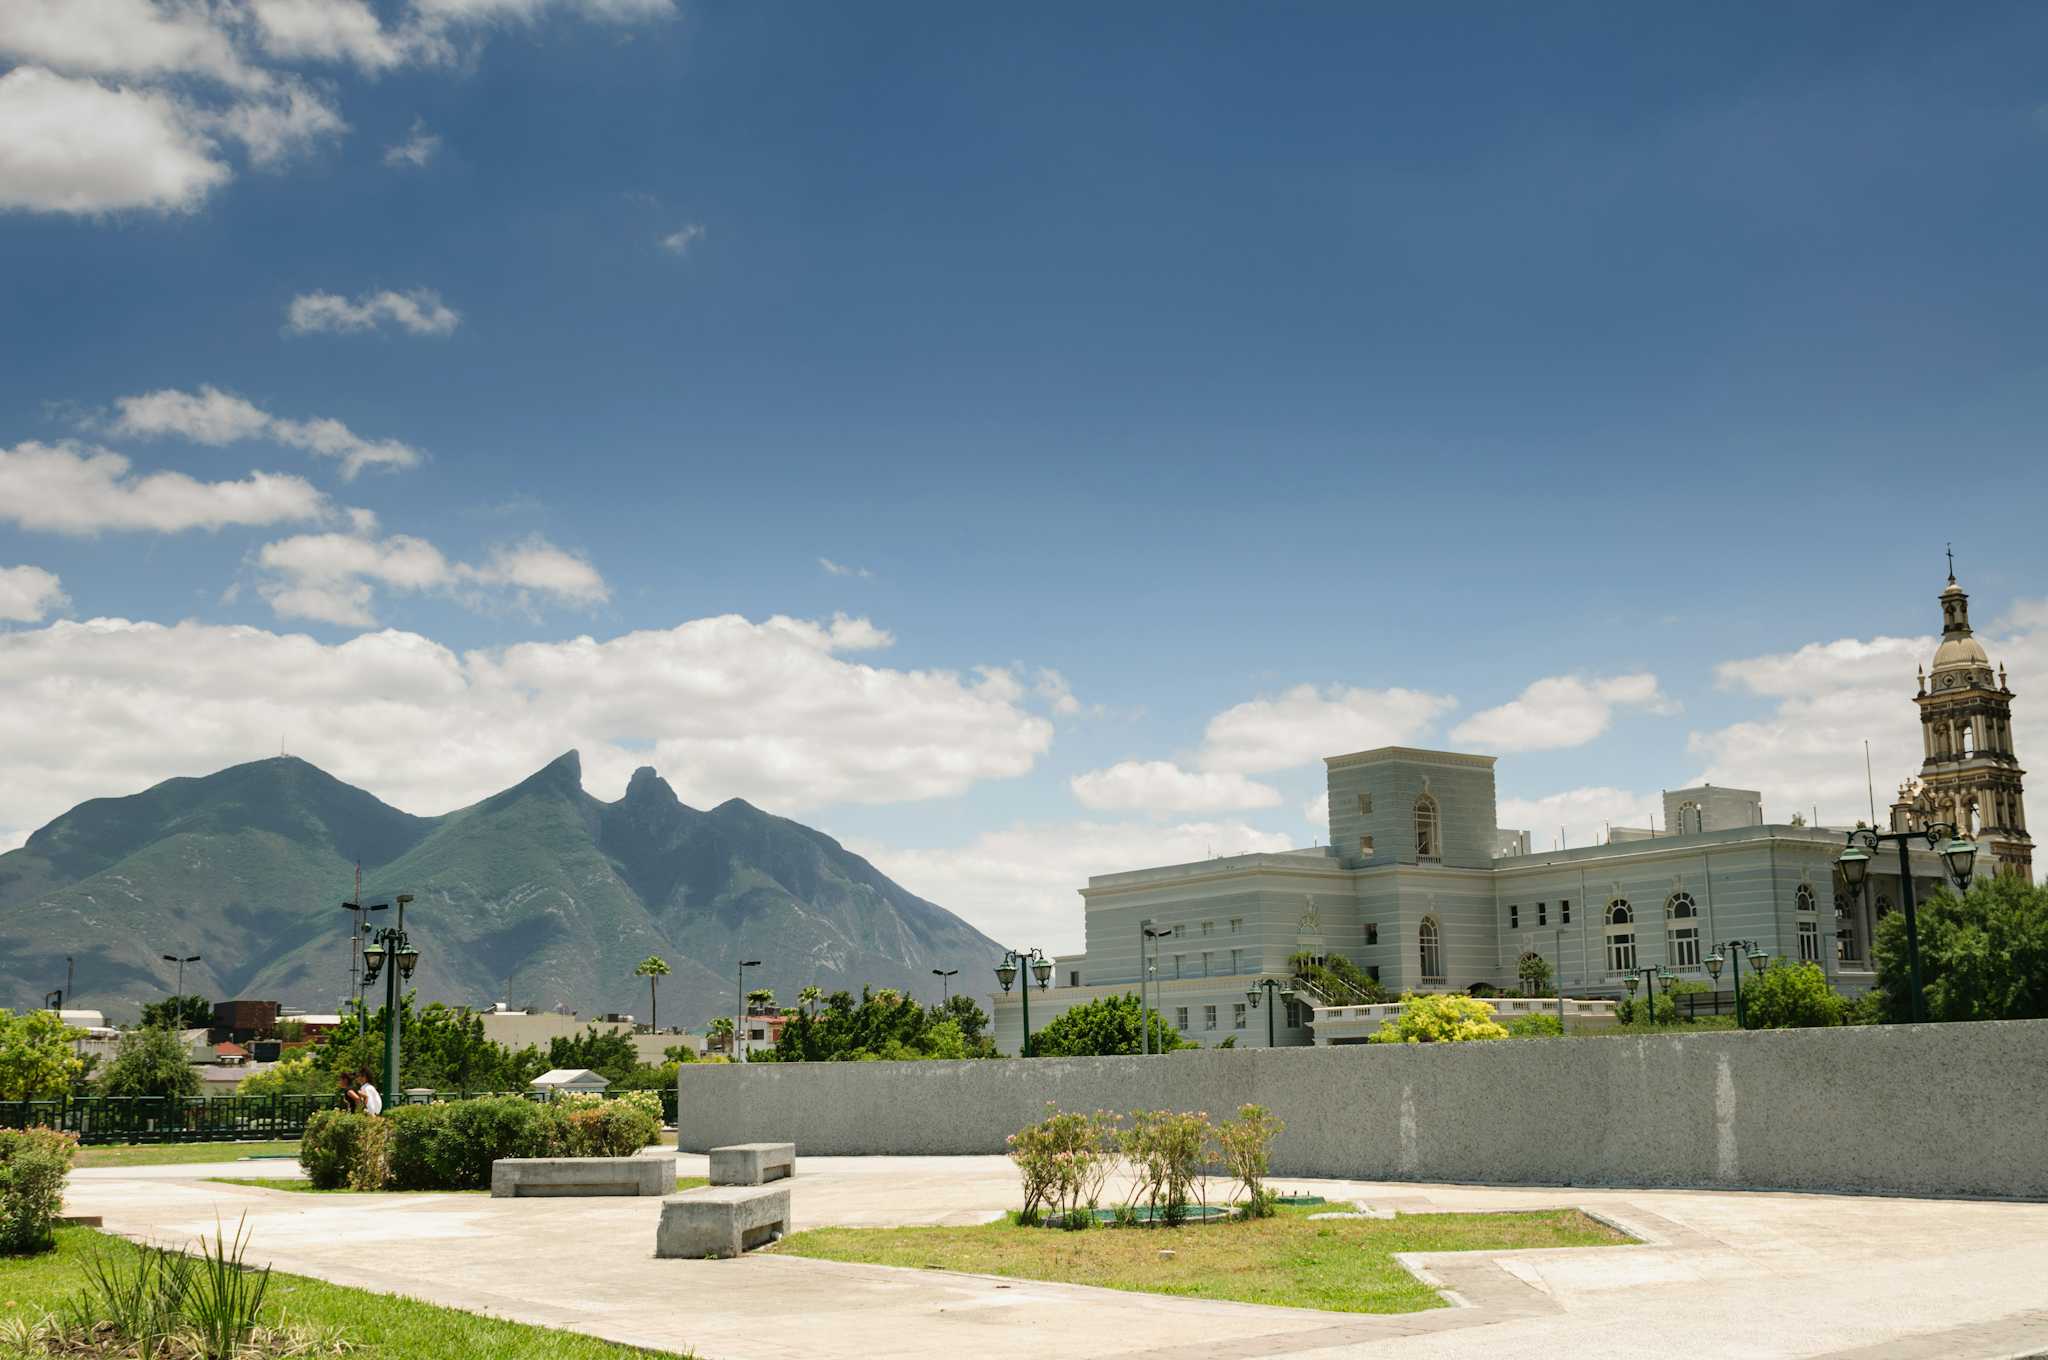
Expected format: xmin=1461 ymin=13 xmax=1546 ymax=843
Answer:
xmin=1836 ymin=823 xmax=1977 ymax=1024
xmin=1704 ymin=940 xmax=1769 ymax=1028
xmin=1621 ymin=966 xmax=1676 ymax=1024
xmin=994 ymin=947 xmax=1053 ymax=1056
xmin=1138 ymin=921 xmax=1168 ymax=1055
xmin=357 ymin=894 xmax=418 ymax=1100
xmin=341 ymin=898 xmax=388 ymax=1035
xmin=735 ymin=959 xmax=762 ymax=1061
xmin=1245 ymin=978 xmax=1289 ymax=1047
xmin=159 ymin=952 xmax=201 ymax=1003
xmin=931 ymin=969 xmax=957 ymax=1003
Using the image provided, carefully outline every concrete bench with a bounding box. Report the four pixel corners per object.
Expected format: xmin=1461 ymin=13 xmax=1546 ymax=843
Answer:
xmin=708 ymin=1141 xmax=795 ymax=1186
xmin=491 ymin=1156 xmax=672 ymax=1198
xmin=656 ymin=1184 xmax=791 ymax=1258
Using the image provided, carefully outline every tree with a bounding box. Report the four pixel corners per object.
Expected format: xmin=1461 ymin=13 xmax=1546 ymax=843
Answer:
xmin=745 ymin=988 xmax=775 ymax=1012
xmin=797 ymin=985 xmax=822 ymax=1016
xmin=635 ymin=956 xmax=671 ymax=1032
xmin=706 ymin=1016 xmax=735 ymax=1054
xmin=1030 ymin=993 xmax=1190 ymax=1057
xmin=1872 ymin=875 xmax=2048 ymax=1024
xmin=1741 ymin=961 xmax=1848 ymax=1030
xmin=1366 ymin=993 xmax=1509 ymax=1044
xmin=545 ymin=1026 xmax=640 ymax=1084
xmin=1290 ymin=952 xmax=1389 ymax=1005
xmin=99 ymin=1026 xmax=202 ymax=1098
xmin=0 ymin=1009 xmax=84 ymax=1101
xmin=936 ymin=993 xmax=989 ymax=1043
xmin=138 ymin=995 xmax=212 ymax=1030
xmin=1515 ymin=951 xmax=1554 ymax=997
xmin=767 ymin=987 xmax=995 ymax=1062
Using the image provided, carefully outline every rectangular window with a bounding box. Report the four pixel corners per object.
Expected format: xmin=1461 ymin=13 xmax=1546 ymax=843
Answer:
xmin=1204 ymin=1004 xmax=1218 ymax=1030
xmin=1202 ymin=951 xmax=1214 ymax=977
xmin=1173 ymin=954 xmax=1184 ymax=979
xmin=1537 ymin=902 xmax=1547 ymax=927
xmin=1173 ymin=924 xmax=1185 ymax=937
xmin=1367 ymin=964 xmax=1381 ymax=982
xmin=1201 ymin=920 xmax=1214 ymax=936
xmin=1561 ymin=899 xmax=1571 ymax=925
xmin=1357 ymin=793 xmax=1373 ymax=815
xmin=1510 ymin=904 xmax=1519 ymax=929
xmin=1175 ymin=1006 xmax=1188 ymax=1031
xmin=1231 ymin=948 xmax=1244 ymax=975
xmin=1360 ymin=834 xmax=1375 ymax=854
xmin=1233 ymin=1003 xmax=1247 ymax=1030
xmin=1069 ymin=970 xmax=1079 ymax=987
xmin=1798 ymin=919 xmax=1821 ymax=962
xmin=1284 ymin=999 xmax=1302 ymax=1027
xmin=1229 ymin=917 xmax=1243 ymax=934
xmin=1365 ymin=923 xmax=1379 ymax=946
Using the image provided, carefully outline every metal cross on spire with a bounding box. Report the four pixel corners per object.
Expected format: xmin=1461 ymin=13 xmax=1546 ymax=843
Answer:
xmin=1947 ymin=542 xmax=1955 ymax=583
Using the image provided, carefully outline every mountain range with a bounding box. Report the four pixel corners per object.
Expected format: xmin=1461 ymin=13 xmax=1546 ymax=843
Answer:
xmin=0 ymin=753 xmax=1006 ymax=1028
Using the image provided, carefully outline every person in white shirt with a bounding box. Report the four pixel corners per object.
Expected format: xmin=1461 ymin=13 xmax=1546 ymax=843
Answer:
xmin=359 ymin=1074 xmax=384 ymax=1116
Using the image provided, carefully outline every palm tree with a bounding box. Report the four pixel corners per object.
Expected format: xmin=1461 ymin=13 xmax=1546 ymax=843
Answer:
xmin=707 ymin=1015 xmax=735 ymax=1055
xmin=745 ymin=987 xmax=775 ymax=1013
xmin=797 ymin=985 xmax=822 ymax=1016
xmin=635 ymin=956 xmax=671 ymax=1032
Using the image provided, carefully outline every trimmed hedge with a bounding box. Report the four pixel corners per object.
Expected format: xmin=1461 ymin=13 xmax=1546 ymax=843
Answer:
xmin=0 ymin=1127 xmax=77 ymax=1255
xmin=300 ymin=1096 xmax=661 ymax=1192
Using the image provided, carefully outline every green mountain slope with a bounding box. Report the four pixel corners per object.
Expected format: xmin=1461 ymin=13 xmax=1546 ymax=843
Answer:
xmin=0 ymin=753 xmax=1005 ymax=1027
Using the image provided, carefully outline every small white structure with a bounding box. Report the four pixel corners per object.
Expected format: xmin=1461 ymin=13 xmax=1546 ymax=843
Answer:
xmin=529 ymin=1068 xmax=610 ymax=1098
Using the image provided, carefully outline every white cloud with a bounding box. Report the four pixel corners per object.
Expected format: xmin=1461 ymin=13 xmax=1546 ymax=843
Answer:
xmin=203 ymin=81 xmax=347 ymax=167
xmin=659 ymin=223 xmax=706 ymax=254
xmin=0 ymin=441 xmax=327 ymax=535
xmin=382 ymin=117 xmax=440 ymax=167
xmin=411 ymin=0 xmax=677 ymax=25
xmin=0 ymin=0 xmax=264 ymax=90
xmin=1495 ymin=786 xmax=1665 ymax=851
xmin=1070 ymin=760 xmax=1281 ymax=814
xmin=1450 ymin=672 xmax=1674 ymax=753
xmin=0 ymin=566 xmax=68 ymax=623
xmin=818 ymin=556 xmax=870 ymax=578
xmin=249 ymin=0 xmax=411 ymax=72
xmin=1198 ymin=684 xmax=1456 ymax=774
xmin=457 ymin=536 xmax=610 ymax=606
xmin=256 ymin=528 xmax=607 ymax=626
xmin=847 ymin=820 xmax=1297 ymax=954
xmin=1032 ymin=669 xmax=1084 ymax=717
xmin=0 ymin=612 xmax=1054 ymax=852
xmin=287 ymin=288 xmax=461 ymax=337
xmin=109 ymin=385 xmax=422 ymax=478
xmin=0 ymin=66 xmax=230 ymax=215
xmin=1304 ymin=790 xmax=1328 ymax=830
xmin=1688 ymin=604 xmax=2048 ymax=829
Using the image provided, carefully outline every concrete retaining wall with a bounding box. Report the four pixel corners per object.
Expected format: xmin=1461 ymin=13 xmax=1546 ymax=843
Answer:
xmin=678 ymin=1019 xmax=2048 ymax=1199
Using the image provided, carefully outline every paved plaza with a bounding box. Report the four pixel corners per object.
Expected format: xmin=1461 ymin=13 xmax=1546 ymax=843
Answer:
xmin=64 ymin=1153 xmax=2048 ymax=1360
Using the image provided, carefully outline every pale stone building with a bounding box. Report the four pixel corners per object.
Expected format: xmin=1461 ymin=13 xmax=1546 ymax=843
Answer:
xmin=992 ymin=572 xmax=2025 ymax=1054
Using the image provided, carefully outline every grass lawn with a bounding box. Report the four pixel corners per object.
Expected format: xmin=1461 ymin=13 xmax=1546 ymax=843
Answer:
xmin=0 ymin=1227 xmax=689 ymax=1359
xmin=773 ymin=1205 xmax=1630 ymax=1314
xmin=204 ymin=1176 xmax=710 ymax=1194
xmin=73 ymin=1140 xmax=304 ymax=1168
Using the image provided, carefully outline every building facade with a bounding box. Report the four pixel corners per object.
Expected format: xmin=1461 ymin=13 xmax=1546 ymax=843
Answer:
xmin=992 ymin=573 xmax=2022 ymax=1054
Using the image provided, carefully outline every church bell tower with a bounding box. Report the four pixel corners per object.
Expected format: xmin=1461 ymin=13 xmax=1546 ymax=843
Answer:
xmin=1914 ymin=562 xmax=2031 ymax=879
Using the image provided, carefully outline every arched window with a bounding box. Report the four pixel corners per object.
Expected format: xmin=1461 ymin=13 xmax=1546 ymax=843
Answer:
xmin=1665 ymin=892 xmax=1699 ymax=968
xmin=1605 ymin=900 xmax=1636 ymax=973
xmin=1795 ymin=883 xmax=1816 ymax=914
xmin=1415 ymin=794 xmax=1441 ymax=860
xmin=1418 ymin=916 xmax=1443 ymax=980
xmin=1677 ymin=801 xmax=1702 ymax=835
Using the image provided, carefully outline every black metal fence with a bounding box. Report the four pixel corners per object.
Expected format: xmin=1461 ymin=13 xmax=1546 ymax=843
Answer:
xmin=0 ymin=1086 xmax=679 ymax=1145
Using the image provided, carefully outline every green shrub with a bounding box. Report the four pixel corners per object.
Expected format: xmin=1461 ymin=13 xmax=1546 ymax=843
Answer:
xmin=1742 ymin=961 xmax=1848 ymax=1030
xmin=299 ymin=1110 xmax=374 ymax=1190
xmin=1007 ymin=1105 xmax=1118 ymax=1224
xmin=1215 ymin=1104 xmax=1283 ymax=1216
xmin=1121 ymin=1109 xmax=1212 ymax=1225
xmin=1505 ymin=1012 xmax=1563 ymax=1038
xmin=387 ymin=1097 xmax=570 ymax=1191
xmin=350 ymin=1118 xmax=392 ymax=1191
xmin=1367 ymin=993 xmax=1509 ymax=1043
xmin=0 ymin=1127 xmax=76 ymax=1254
xmin=565 ymin=1101 xmax=660 ymax=1158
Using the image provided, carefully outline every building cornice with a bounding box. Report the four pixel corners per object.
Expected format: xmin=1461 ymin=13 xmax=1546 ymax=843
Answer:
xmin=1323 ymin=745 xmax=1497 ymax=771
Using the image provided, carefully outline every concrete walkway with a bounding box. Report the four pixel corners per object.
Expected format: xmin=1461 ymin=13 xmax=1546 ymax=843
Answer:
xmin=64 ymin=1154 xmax=2048 ymax=1360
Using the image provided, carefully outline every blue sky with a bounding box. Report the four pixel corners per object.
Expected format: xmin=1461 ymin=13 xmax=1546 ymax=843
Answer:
xmin=2 ymin=2 xmax=2045 ymax=948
